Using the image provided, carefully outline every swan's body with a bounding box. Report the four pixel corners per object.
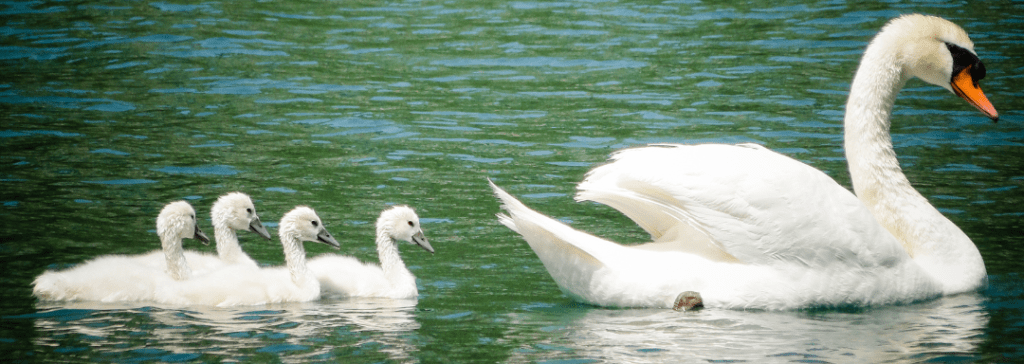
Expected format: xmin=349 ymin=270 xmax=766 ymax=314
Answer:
xmin=32 ymin=201 xmax=210 ymax=302
xmin=491 ymin=14 xmax=997 ymax=310
xmin=154 ymin=206 xmax=339 ymax=306
xmin=309 ymin=206 xmax=434 ymax=299
xmin=180 ymin=192 xmax=271 ymax=274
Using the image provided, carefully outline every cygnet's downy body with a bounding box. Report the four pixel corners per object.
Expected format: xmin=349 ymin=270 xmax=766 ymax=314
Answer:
xmin=309 ymin=205 xmax=434 ymax=299
xmin=32 ymin=201 xmax=209 ymax=302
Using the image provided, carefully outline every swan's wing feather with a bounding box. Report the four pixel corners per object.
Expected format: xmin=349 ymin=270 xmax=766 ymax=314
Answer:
xmin=577 ymin=144 xmax=904 ymax=268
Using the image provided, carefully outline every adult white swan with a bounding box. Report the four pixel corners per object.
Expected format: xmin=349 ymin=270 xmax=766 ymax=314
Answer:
xmin=490 ymin=14 xmax=999 ymax=310
xmin=32 ymin=201 xmax=210 ymax=302
xmin=154 ymin=206 xmax=340 ymax=306
xmin=308 ymin=205 xmax=434 ymax=299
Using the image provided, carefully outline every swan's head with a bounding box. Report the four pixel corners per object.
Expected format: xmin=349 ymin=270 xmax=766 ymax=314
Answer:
xmin=279 ymin=206 xmax=340 ymax=249
xmin=212 ymin=192 xmax=272 ymax=240
xmin=377 ymin=205 xmax=434 ymax=254
xmin=157 ymin=201 xmax=210 ymax=245
xmin=879 ymin=14 xmax=998 ymax=120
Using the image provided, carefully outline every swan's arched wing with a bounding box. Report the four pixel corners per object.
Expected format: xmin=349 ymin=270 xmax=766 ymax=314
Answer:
xmin=576 ymin=144 xmax=905 ymax=268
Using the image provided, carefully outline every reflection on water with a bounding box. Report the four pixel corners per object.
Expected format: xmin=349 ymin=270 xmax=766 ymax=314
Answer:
xmin=511 ymin=294 xmax=988 ymax=362
xmin=18 ymin=294 xmax=995 ymax=362
xmin=29 ymin=298 xmax=420 ymax=362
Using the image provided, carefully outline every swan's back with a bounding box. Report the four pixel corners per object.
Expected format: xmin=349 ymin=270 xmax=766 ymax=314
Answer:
xmin=577 ymin=144 xmax=908 ymax=270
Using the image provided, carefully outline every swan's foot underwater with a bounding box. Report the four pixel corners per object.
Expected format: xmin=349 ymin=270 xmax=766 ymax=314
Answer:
xmin=673 ymin=291 xmax=704 ymax=312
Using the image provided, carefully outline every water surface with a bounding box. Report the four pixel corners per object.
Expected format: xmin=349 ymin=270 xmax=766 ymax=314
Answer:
xmin=2 ymin=0 xmax=1023 ymax=362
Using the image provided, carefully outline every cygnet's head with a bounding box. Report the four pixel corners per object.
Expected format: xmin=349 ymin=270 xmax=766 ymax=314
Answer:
xmin=212 ymin=192 xmax=272 ymax=240
xmin=377 ymin=205 xmax=434 ymax=254
xmin=157 ymin=201 xmax=210 ymax=245
xmin=279 ymin=206 xmax=340 ymax=249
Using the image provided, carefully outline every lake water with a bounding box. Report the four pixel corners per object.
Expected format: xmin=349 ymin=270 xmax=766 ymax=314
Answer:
xmin=2 ymin=0 xmax=1022 ymax=362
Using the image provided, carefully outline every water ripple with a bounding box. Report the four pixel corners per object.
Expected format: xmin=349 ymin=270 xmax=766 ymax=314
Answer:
xmin=431 ymin=57 xmax=647 ymax=69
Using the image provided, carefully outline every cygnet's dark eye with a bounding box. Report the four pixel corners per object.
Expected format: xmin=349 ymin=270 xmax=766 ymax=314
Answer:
xmin=312 ymin=220 xmax=319 ymax=227
xmin=246 ymin=208 xmax=253 ymax=214
xmin=407 ymin=221 xmax=414 ymax=227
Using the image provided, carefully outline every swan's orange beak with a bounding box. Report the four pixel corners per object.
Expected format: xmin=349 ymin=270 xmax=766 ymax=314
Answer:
xmin=951 ymin=65 xmax=999 ymax=122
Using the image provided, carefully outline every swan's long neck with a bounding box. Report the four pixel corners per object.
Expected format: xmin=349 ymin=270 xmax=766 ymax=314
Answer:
xmin=844 ymin=39 xmax=913 ymax=227
xmin=212 ymin=216 xmax=245 ymax=264
xmin=161 ymin=229 xmax=192 ymax=281
xmin=843 ymin=33 xmax=986 ymax=293
xmin=376 ymin=228 xmax=410 ymax=279
xmin=279 ymin=228 xmax=313 ymax=285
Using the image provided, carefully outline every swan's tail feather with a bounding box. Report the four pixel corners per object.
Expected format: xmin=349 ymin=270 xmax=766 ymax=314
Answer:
xmin=495 ymin=213 xmax=520 ymax=234
xmin=489 ymin=178 xmax=611 ymax=302
xmin=490 ymin=184 xmax=523 ymax=234
xmin=488 ymin=178 xmax=607 ymax=273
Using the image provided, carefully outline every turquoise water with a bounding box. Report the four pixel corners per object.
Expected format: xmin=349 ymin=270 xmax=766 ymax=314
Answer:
xmin=2 ymin=0 xmax=1023 ymax=362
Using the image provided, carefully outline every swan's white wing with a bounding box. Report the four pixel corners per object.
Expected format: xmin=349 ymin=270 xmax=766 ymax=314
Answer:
xmin=577 ymin=143 xmax=906 ymax=269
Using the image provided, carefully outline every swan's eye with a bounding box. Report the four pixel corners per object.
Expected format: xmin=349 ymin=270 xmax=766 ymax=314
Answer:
xmin=246 ymin=208 xmax=253 ymax=215
xmin=312 ymin=220 xmax=319 ymax=227
xmin=972 ymin=60 xmax=986 ymax=80
xmin=946 ymin=42 xmax=984 ymax=82
xmin=407 ymin=221 xmax=414 ymax=227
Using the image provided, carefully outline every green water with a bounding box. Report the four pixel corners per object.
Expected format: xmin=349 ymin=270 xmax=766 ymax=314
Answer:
xmin=2 ymin=0 xmax=1023 ymax=362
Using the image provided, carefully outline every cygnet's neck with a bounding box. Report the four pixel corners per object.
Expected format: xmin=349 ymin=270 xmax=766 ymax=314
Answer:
xmin=161 ymin=229 xmax=192 ymax=281
xmin=279 ymin=227 xmax=313 ymax=285
xmin=376 ymin=228 xmax=410 ymax=278
xmin=212 ymin=218 xmax=246 ymax=264
xmin=843 ymin=33 xmax=986 ymax=293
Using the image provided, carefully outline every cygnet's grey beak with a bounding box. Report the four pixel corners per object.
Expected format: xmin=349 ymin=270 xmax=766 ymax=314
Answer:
xmin=249 ymin=215 xmax=272 ymax=240
xmin=412 ymin=231 xmax=434 ymax=254
xmin=193 ymin=224 xmax=211 ymax=245
xmin=316 ymin=227 xmax=340 ymax=249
